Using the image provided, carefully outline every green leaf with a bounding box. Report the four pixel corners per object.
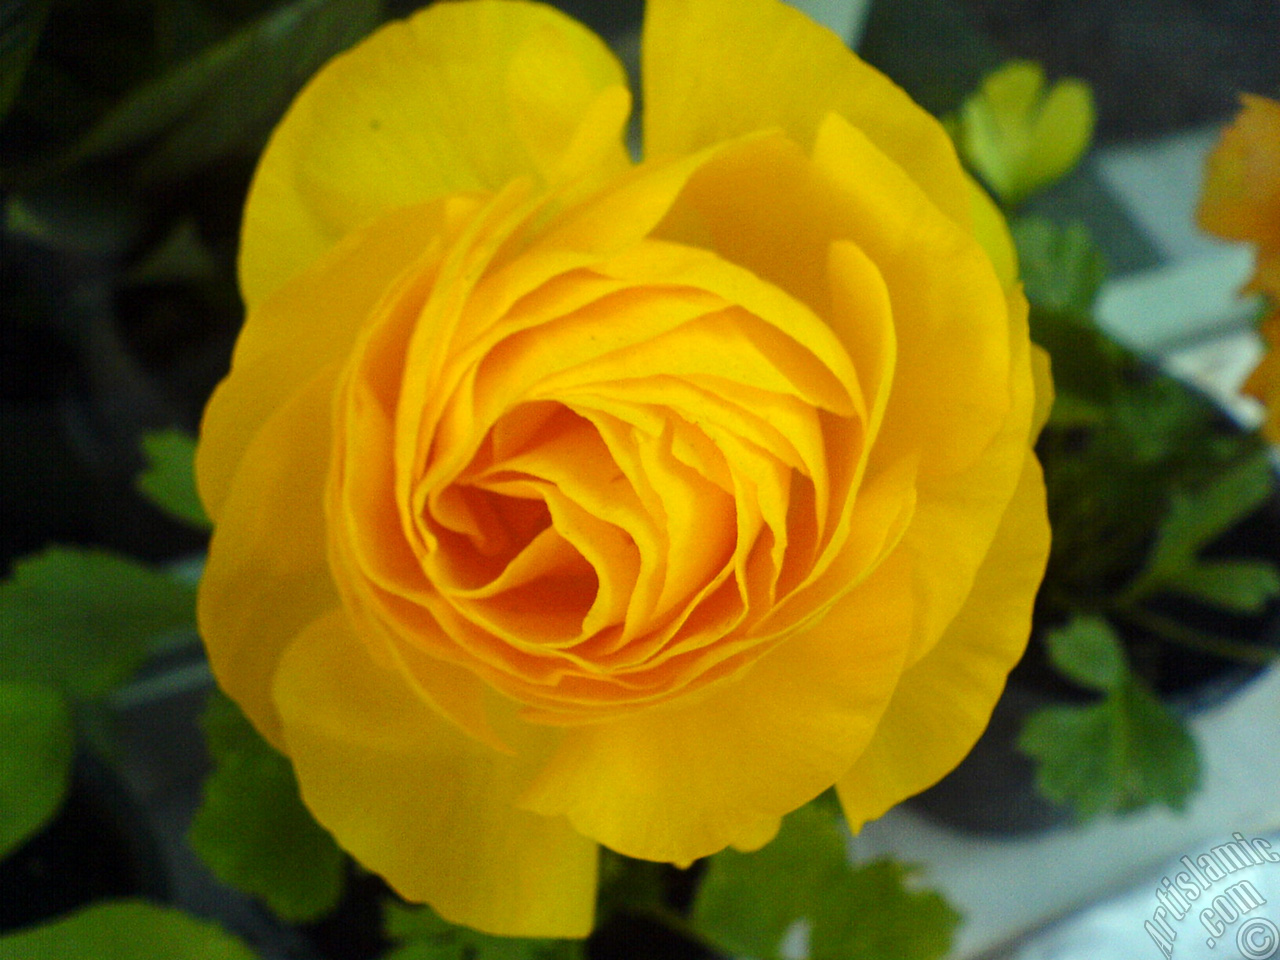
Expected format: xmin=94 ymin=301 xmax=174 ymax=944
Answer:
xmin=1044 ymin=392 xmax=1107 ymax=429
xmin=188 ymin=691 xmax=345 ymax=923
xmin=1124 ymin=452 xmax=1278 ymax=606
xmin=383 ymin=902 xmax=584 ymax=960
xmin=693 ymin=801 xmax=847 ymax=958
xmin=1160 ymin=559 xmax=1280 ymax=614
xmin=1042 ymin=615 xmax=1127 ymax=693
xmin=810 ymin=859 xmax=961 ymax=960
xmin=1012 ymin=216 xmax=1107 ymax=315
xmin=71 ymin=0 xmax=382 ymax=183
xmin=1025 ymin=302 xmax=1131 ymax=416
xmin=692 ymin=801 xmax=957 ymax=960
xmin=0 ymin=681 xmax=74 ymax=860
xmin=0 ymin=0 xmax=51 ymax=121
xmin=1019 ymin=678 xmax=1200 ymax=822
xmin=0 ymin=548 xmax=197 ymax=701
xmin=136 ymin=430 xmax=209 ymax=529
xmin=0 ymin=899 xmax=260 ymax=959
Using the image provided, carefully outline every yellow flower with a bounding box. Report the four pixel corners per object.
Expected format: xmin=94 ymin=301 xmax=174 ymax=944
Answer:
xmin=197 ymin=0 xmax=1050 ymax=937
xmin=1244 ymin=314 xmax=1280 ymax=444
xmin=1199 ymin=94 xmax=1280 ymax=443
xmin=956 ymin=60 xmax=1094 ymax=208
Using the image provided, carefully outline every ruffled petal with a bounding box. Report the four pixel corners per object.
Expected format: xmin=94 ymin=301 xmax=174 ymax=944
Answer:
xmin=240 ymin=0 xmax=631 ymax=305
xmin=836 ymin=450 xmax=1050 ymax=829
xmin=274 ymin=609 xmax=598 ymax=937
xmin=198 ymin=366 xmax=341 ymax=748
xmin=642 ymin=0 xmax=969 ymax=230
xmin=520 ymin=555 xmax=914 ymax=863
xmin=198 ymin=199 xmax=450 ymax=521
xmin=893 ymin=288 xmax=1035 ymax=667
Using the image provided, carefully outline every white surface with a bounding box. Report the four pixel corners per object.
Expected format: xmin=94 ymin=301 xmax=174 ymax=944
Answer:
xmin=1093 ymin=127 xmax=1233 ymax=263
xmin=852 ymin=667 xmax=1280 ymax=959
xmin=1096 ymin=249 xmax=1260 ymax=354
xmin=1161 ymin=331 xmax=1267 ymax=430
xmin=1013 ymin=832 xmax=1280 ymax=960
xmin=1092 ymin=120 xmax=1263 ymax=357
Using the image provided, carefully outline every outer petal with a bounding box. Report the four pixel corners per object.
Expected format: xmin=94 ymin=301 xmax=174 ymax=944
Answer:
xmin=642 ymin=0 xmax=969 ymax=231
xmin=520 ymin=554 xmax=914 ymax=864
xmin=965 ymin=174 xmax=1018 ymax=292
xmin=273 ymin=609 xmax=598 ymax=937
xmin=199 ymin=199 xmax=450 ymax=522
xmin=240 ymin=0 xmax=631 ymax=306
xmin=892 ymin=287 xmax=1034 ymax=667
xmin=835 ymin=451 xmax=1050 ymax=829
xmin=198 ymin=366 xmax=341 ymax=748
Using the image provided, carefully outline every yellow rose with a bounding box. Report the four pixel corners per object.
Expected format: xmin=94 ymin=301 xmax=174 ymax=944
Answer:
xmin=197 ymin=0 xmax=1051 ymax=937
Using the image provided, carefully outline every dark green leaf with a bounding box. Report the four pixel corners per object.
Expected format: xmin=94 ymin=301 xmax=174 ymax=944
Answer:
xmin=1013 ymin=216 xmax=1107 ymax=315
xmin=0 ymin=899 xmax=260 ymax=959
xmin=1019 ymin=678 xmax=1200 ymax=821
xmin=0 ymin=681 xmax=74 ymax=860
xmin=810 ymin=859 xmax=961 ymax=960
xmin=1042 ymin=615 xmax=1127 ymax=693
xmin=72 ymin=0 xmax=382 ymax=183
xmin=0 ymin=548 xmax=197 ymax=701
xmin=1044 ymin=392 xmax=1107 ymax=429
xmin=137 ymin=430 xmax=209 ymax=528
xmin=383 ymin=902 xmax=584 ymax=960
xmin=189 ymin=692 xmax=345 ymax=923
xmin=858 ymin=0 xmax=1001 ymax=119
xmin=1026 ymin=303 xmax=1132 ymax=414
xmin=0 ymin=0 xmax=51 ymax=121
xmin=1124 ymin=452 xmax=1277 ymax=605
xmin=126 ymin=219 xmax=220 ymax=286
xmin=692 ymin=801 xmax=957 ymax=960
xmin=1161 ymin=559 xmax=1280 ymax=614
xmin=152 ymin=0 xmax=226 ymax=67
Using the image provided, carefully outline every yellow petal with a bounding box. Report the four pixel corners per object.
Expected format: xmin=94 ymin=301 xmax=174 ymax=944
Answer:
xmin=1244 ymin=313 xmax=1280 ymax=444
xmin=198 ymin=198 xmax=451 ymax=522
xmin=811 ymin=111 xmax=1013 ymax=478
xmin=520 ymin=556 xmax=914 ymax=863
xmin=836 ymin=450 xmax=1050 ymax=829
xmin=642 ymin=0 xmax=969 ymax=230
xmin=1030 ymin=341 xmax=1055 ymax=437
xmin=1198 ymin=94 xmax=1280 ymax=252
xmin=731 ymin=815 xmax=782 ymax=853
xmin=965 ymin=173 xmax=1019 ymax=291
xmin=274 ymin=609 xmax=598 ymax=937
xmin=198 ymin=366 xmax=341 ymax=748
xmin=240 ymin=0 xmax=630 ymax=306
xmin=894 ymin=289 xmax=1035 ymax=666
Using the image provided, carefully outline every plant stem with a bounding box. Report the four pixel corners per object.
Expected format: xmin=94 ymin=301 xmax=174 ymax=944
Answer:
xmin=629 ymin=904 xmax=726 ymax=957
xmin=1112 ymin=605 xmax=1278 ymax=665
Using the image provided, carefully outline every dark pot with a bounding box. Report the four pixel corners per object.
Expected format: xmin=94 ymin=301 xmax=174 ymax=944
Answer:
xmin=909 ymin=463 xmax=1280 ymax=835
